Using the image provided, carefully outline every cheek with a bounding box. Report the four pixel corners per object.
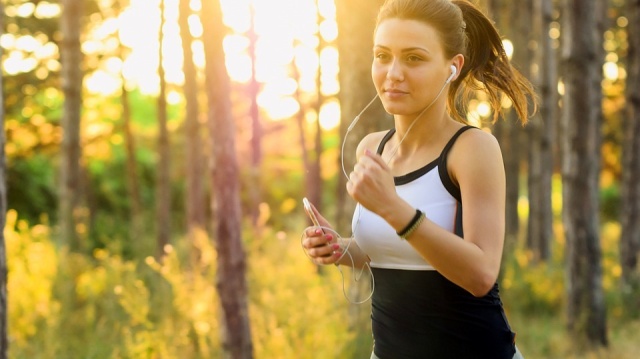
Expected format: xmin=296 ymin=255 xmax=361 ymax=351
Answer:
xmin=371 ymin=64 xmax=385 ymax=87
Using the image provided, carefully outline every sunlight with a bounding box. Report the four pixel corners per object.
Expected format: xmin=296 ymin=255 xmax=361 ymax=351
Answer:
xmin=16 ymin=2 xmax=35 ymax=18
xmin=86 ymin=70 xmax=121 ymax=96
xmin=319 ymin=100 xmax=341 ymax=130
xmin=603 ymin=62 xmax=619 ymax=81
xmin=220 ymin=0 xmax=252 ymax=33
xmin=257 ymin=93 xmax=300 ymax=120
xmin=502 ymin=39 xmax=514 ymax=60
xmin=319 ymin=46 xmax=339 ymax=96
xmin=14 ymin=35 xmax=40 ymax=52
xmin=3 ymin=0 xmax=339 ymax=122
xmin=223 ymin=35 xmax=252 ymax=83
xmin=476 ymin=101 xmax=491 ymax=118
xmin=34 ymin=2 xmax=61 ymax=18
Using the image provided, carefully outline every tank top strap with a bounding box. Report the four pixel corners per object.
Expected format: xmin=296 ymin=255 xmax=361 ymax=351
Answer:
xmin=437 ymin=125 xmax=477 ymax=202
xmin=376 ymin=129 xmax=396 ymax=155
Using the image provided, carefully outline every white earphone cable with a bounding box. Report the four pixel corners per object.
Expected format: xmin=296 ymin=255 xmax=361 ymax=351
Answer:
xmin=311 ymin=68 xmax=454 ymax=304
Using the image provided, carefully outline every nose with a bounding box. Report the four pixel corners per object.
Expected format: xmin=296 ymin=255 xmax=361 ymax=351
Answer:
xmin=386 ymin=59 xmax=404 ymax=82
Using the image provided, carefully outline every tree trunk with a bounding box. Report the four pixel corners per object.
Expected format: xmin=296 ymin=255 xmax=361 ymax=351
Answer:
xmin=561 ymin=0 xmax=608 ymax=347
xmin=0 ymin=4 xmax=9 ymax=355
xmin=527 ymin=0 xmax=556 ymax=261
xmin=292 ymin=57 xmax=313 ymax=217
xmin=309 ymin=0 xmax=326 ymax=214
xmin=336 ymin=0 xmax=389 ymax=233
xmin=121 ymin=74 xmax=143 ymax=242
xmin=247 ymin=5 xmax=262 ymax=226
xmin=59 ymin=0 xmax=84 ymax=250
xmin=201 ymin=0 xmax=253 ymax=357
xmin=118 ymin=0 xmax=144 ymax=246
xmin=336 ymin=1 xmax=388 ymax=357
xmin=156 ymin=0 xmax=172 ymax=258
xmin=179 ymin=0 xmax=206 ymax=240
xmin=491 ymin=0 xmax=522 ymax=243
xmin=620 ymin=0 xmax=640 ymax=297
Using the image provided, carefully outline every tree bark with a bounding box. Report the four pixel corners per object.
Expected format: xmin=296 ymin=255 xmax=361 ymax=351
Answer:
xmin=309 ymin=0 xmax=326 ymax=214
xmin=121 ymin=73 xmax=144 ymax=243
xmin=201 ymin=0 xmax=253 ymax=357
xmin=336 ymin=0 xmax=390 ymax=233
xmin=0 ymin=4 xmax=9 ymax=355
xmin=335 ymin=1 xmax=388 ymax=357
xmin=561 ymin=0 xmax=608 ymax=347
xmin=491 ymin=0 xmax=522 ymax=243
xmin=620 ymin=0 xmax=640 ymax=294
xmin=179 ymin=0 xmax=206 ymax=239
xmin=292 ymin=56 xmax=313 ymax=214
xmin=156 ymin=0 xmax=172 ymax=258
xmin=118 ymin=0 xmax=143 ymax=245
xmin=59 ymin=0 xmax=84 ymax=250
xmin=527 ymin=0 xmax=556 ymax=261
xmin=247 ymin=5 xmax=262 ymax=226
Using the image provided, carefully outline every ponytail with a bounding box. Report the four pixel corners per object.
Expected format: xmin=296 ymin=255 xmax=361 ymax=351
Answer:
xmin=451 ymin=0 xmax=537 ymax=124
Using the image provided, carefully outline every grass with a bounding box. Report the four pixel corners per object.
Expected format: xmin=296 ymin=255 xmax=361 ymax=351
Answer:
xmin=509 ymin=310 xmax=640 ymax=358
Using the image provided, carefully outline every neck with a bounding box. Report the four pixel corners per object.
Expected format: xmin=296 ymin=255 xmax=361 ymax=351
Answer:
xmin=392 ymin=102 xmax=448 ymax=150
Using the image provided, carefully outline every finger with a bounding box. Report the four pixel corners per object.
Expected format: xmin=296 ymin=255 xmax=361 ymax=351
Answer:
xmin=314 ymin=249 xmax=343 ymax=265
xmin=349 ymin=171 xmax=359 ymax=182
xmin=364 ymin=148 xmax=391 ymax=171
xmin=304 ymin=227 xmax=324 ymax=238
xmin=303 ymin=229 xmax=334 ymax=248
xmin=309 ymin=204 xmax=330 ymax=227
xmin=309 ymin=242 xmax=340 ymax=258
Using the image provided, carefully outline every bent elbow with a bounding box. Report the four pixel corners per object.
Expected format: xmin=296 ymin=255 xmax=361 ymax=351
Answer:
xmin=469 ymin=272 xmax=498 ymax=298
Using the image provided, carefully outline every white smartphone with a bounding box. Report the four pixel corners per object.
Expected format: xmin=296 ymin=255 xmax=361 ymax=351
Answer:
xmin=302 ymin=197 xmax=321 ymax=228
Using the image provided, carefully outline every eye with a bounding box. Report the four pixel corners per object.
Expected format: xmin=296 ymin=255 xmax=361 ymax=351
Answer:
xmin=406 ymin=54 xmax=423 ymax=62
xmin=374 ymin=52 xmax=391 ymax=62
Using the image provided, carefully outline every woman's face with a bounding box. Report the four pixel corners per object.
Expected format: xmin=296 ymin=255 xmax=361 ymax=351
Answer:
xmin=372 ymin=18 xmax=452 ymax=117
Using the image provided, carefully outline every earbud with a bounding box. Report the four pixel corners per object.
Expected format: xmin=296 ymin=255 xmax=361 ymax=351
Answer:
xmin=446 ymin=65 xmax=457 ymax=84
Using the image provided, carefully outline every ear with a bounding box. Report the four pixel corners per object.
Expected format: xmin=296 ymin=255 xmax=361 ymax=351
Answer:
xmin=449 ymin=54 xmax=465 ymax=82
xmin=446 ymin=65 xmax=457 ymax=84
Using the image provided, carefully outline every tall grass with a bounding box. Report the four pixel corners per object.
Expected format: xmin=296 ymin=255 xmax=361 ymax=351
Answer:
xmin=5 ymin=207 xmax=640 ymax=358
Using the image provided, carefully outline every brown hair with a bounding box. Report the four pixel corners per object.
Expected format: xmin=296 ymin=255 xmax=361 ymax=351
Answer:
xmin=375 ymin=0 xmax=537 ymax=123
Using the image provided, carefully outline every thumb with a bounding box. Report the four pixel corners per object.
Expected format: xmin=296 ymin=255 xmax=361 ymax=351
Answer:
xmin=364 ymin=148 xmax=391 ymax=171
xmin=308 ymin=200 xmax=331 ymax=228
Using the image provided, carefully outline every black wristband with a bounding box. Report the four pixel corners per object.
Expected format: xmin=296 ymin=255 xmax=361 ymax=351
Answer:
xmin=397 ymin=209 xmax=423 ymax=238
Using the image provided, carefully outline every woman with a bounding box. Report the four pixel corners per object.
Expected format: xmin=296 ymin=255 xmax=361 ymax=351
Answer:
xmin=302 ymin=0 xmax=535 ymax=358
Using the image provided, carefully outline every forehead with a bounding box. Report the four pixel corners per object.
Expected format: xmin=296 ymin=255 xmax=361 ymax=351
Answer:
xmin=374 ymin=18 xmax=443 ymax=53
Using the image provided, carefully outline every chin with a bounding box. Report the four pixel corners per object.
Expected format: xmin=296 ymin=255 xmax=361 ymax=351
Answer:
xmin=381 ymin=105 xmax=411 ymax=116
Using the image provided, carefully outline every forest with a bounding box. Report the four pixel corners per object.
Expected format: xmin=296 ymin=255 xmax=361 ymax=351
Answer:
xmin=0 ymin=0 xmax=639 ymax=358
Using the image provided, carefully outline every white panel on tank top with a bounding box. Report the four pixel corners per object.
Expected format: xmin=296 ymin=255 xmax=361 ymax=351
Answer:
xmin=353 ymin=164 xmax=457 ymax=270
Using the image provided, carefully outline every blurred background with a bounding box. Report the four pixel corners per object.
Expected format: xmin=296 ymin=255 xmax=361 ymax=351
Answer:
xmin=1 ymin=0 xmax=639 ymax=358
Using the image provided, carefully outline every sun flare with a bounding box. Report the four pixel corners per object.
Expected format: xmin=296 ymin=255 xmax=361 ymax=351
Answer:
xmin=100 ymin=0 xmax=338 ymax=125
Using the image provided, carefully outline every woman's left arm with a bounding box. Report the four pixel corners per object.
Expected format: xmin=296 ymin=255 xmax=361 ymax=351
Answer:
xmin=347 ymin=130 xmax=506 ymax=297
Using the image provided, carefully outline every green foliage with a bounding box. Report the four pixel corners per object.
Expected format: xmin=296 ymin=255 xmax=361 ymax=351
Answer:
xmin=7 ymin=154 xmax=58 ymax=223
xmin=247 ymin=223 xmax=357 ymax=358
xmin=600 ymin=183 xmax=621 ymax=222
xmin=501 ymin=241 xmax=566 ymax=315
xmin=6 ymin=210 xmax=360 ymax=358
xmin=7 ymin=203 xmax=640 ymax=358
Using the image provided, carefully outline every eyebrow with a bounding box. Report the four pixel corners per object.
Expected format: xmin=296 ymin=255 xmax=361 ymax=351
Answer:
xmin=373 ymin=45 xmax=431 ymax=54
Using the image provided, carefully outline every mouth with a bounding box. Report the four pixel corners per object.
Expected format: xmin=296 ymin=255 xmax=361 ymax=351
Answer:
xmin=384 ymin=88 xmax=408 ymax=94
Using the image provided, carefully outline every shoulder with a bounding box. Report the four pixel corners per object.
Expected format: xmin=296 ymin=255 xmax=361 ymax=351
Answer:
xmin=355 ymin=130 xmax=392 ymax=160
xmin=448 ymin=127 xmax=504 ymax=184
xmin=453 ymin=127 xmax=501 ymax=155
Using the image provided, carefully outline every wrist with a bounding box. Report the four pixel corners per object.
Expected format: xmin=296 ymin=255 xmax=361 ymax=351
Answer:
xmin=379 ymin=199 xmax=416 ymax=232
xmin=397 ymin=209 xmax=426 ymax=240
